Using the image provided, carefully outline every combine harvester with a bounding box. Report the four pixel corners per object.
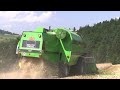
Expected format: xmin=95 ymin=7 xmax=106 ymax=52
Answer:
xmin=16 ymin=27 xmax=98 ymax=77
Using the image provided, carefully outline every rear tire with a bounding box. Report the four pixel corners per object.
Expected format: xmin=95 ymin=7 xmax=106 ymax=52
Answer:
xmin=70 ymin=55 xmax=98 ymax=75
xmin=70 ymin=57 xmax=85 ymax=75
xmin=58 ymin=62 xmax=70 ymax=78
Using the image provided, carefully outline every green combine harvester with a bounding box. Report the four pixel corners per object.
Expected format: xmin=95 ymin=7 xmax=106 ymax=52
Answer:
xmin=16 ymin=27 xmax=98 ymax=77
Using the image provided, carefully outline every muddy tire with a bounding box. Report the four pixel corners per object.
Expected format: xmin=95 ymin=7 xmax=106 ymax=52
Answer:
xmin=76 ymin=58 xmax=84 ymax=74
xmin=58 ymin=62 xmax=70 ymax=78
xmin=70 ymin=55 xmax=98 ymax=75
xmin=70 ymin=57 xmax=85 ymax=75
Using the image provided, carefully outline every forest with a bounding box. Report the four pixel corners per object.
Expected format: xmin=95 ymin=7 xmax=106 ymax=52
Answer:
xmin=77 ymin=18 xmax=120 ymax=64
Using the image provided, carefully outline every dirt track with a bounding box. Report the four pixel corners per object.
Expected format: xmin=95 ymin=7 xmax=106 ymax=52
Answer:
xmin=0 ymin=62 xmax=120 ymax=79
xmin=63 ymin=63 xmax=120 ymax=79
xmin=0 ymin=58 xmax=59 ymax=79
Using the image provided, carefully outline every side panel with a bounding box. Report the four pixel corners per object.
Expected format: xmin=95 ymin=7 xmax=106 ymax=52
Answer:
xmin=68 ymin=32 xmax=83 ymax=66
xmin=42 ymin=33 xmax=60 ymax=62
xmin=59 ymin=32 xmax=72 ymax=63
xmin=69 ymin=42 xmax=81 ymax=65
xmin=43 ymin=33 xmax=60 ymax=52
xmin=42 ymin=52 xmax=60 ymax=63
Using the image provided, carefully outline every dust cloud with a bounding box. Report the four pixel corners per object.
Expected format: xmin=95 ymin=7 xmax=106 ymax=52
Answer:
xmin=0 ymin=58 xmax=59 ymax=79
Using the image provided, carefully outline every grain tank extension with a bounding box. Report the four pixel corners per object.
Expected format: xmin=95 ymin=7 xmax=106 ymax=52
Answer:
xmin=16 ymin=27 xmax=98 ymax=77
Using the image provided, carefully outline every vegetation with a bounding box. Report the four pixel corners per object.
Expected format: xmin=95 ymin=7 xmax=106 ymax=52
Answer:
xmin=0 ymin=30 xmax=19 ymax=71
xmin=0 ymin=29 xmax=18 ymax=35
xmin=77 ymin=18 xmax=120 ymax=64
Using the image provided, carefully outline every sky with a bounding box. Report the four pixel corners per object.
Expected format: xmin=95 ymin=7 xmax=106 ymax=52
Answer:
xmin=0 ymin=11 xmax=120 ymax=34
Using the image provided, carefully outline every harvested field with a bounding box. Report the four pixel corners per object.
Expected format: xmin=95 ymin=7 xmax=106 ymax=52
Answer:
xmin=62 ymin=63 xmax=120 ymax=79
xmin=0 ymin=62 xmax=120 ymax=79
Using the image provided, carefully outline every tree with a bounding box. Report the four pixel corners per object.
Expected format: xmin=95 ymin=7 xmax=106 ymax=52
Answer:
xmin=77 ymin=18 xmax=120 ymax=64
xmin=49 ymin=26 xmax=51 ymax=30
xmin=73 ymin=27 xmax=76 ymax=31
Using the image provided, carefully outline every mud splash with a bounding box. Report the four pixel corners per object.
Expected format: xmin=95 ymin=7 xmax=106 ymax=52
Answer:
xmin=0 ymin=58 xmax=59 ymax=79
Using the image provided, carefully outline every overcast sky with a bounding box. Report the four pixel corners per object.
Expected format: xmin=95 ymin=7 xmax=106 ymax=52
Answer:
xmin=0 ymin=11 xmax=120 ymax=34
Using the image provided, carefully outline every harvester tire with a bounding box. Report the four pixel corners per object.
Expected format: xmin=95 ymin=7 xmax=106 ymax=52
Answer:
xmin=77 ymin=57 xmax=84 ymax=74
xmin=70 ymin=57 xmax=85 ymax=75
xmin=58 ymin=62 xmax=70 ymax=77
xmin=71 ymin=56 xmax=98 ymax=75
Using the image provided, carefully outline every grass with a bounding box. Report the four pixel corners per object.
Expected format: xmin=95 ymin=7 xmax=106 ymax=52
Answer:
xmin=0 ymin=34 xmax=19 ymax=71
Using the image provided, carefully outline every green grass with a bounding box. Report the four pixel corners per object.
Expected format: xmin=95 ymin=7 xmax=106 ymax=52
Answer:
xmin=0 ymin=34 xmax=19 ymax=41
xmin=0 ymin=34 xmax=19 ymax=71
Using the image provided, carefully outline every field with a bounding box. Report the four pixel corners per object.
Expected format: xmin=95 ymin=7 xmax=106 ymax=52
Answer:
xmin=61 ymin=63 xmax=120 ymax=79
xmin=0 ymin=34 xmax=18 ymax=41
xmin=0 ymin=34 xmax=19 ymax=71
xmin=0 ymin=62 xmax=119 ymax=79
xmin=0 ymin=34 xmax=120 ymax=79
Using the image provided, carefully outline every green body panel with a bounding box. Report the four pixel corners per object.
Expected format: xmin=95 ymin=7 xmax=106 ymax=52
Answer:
xmin=34 ymin=27 xmax=45 ymax=33
xmin=16 ymin=27 xmax=83 ymax=66
xmin=21 ymin=52 xmax=40 ymax=58
xmin=42 ymin=52 xmax=60 ymax=63
xmin=43 ymin=33 xmax=59 ymax=52
xmin=59 ymin=31 xmax=72 ymax=63
xmin=71 ymin=32 xmax=82 ymax=42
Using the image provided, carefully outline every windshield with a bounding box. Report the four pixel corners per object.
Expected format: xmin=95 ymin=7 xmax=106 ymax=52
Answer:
xmin=22 ymin=40 xmax=40 ymax=48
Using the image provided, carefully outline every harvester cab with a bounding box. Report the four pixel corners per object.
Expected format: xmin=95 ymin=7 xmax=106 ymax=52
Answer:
xmin=16 ymin=27 xmax=44 ymax=58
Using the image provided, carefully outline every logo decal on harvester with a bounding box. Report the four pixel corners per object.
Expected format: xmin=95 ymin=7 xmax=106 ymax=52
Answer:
xmin=29 ymin=37 xmax=35 ymax=41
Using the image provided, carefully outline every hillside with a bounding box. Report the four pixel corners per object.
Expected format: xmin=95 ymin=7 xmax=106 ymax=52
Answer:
xmin=0 ymin=29 xmax=19 ymax=71
xmin=77 ymin=18 xmax=120 ymax=64
xmin=0 ymin=29 xmax=12 ymax=34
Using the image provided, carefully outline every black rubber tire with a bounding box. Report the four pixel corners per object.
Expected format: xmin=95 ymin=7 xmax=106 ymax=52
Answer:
xmin=70 ymin=57 xmax=85 ymax=75
xmin=58 ymin=62 xmax=70 ymax=78
xmin=76 ymin=58 xmax=84 ymax=74
xmin=70 ymin=55 xmax=98 ymax=75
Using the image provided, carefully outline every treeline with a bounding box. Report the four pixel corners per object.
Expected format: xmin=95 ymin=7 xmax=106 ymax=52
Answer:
xmin=77 ymin=18 xmax=120 ymax=64
xmin=0 ymin=29 xmax=18 ymax=35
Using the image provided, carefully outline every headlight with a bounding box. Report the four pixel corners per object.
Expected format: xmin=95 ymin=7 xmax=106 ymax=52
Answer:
xmin=23 ymin=34 xmax=26 ymax=37
xmin=38 ymin=34 xmax=41 ymax=38
xmin=22 ymin=52 xmax=26 ymax=56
